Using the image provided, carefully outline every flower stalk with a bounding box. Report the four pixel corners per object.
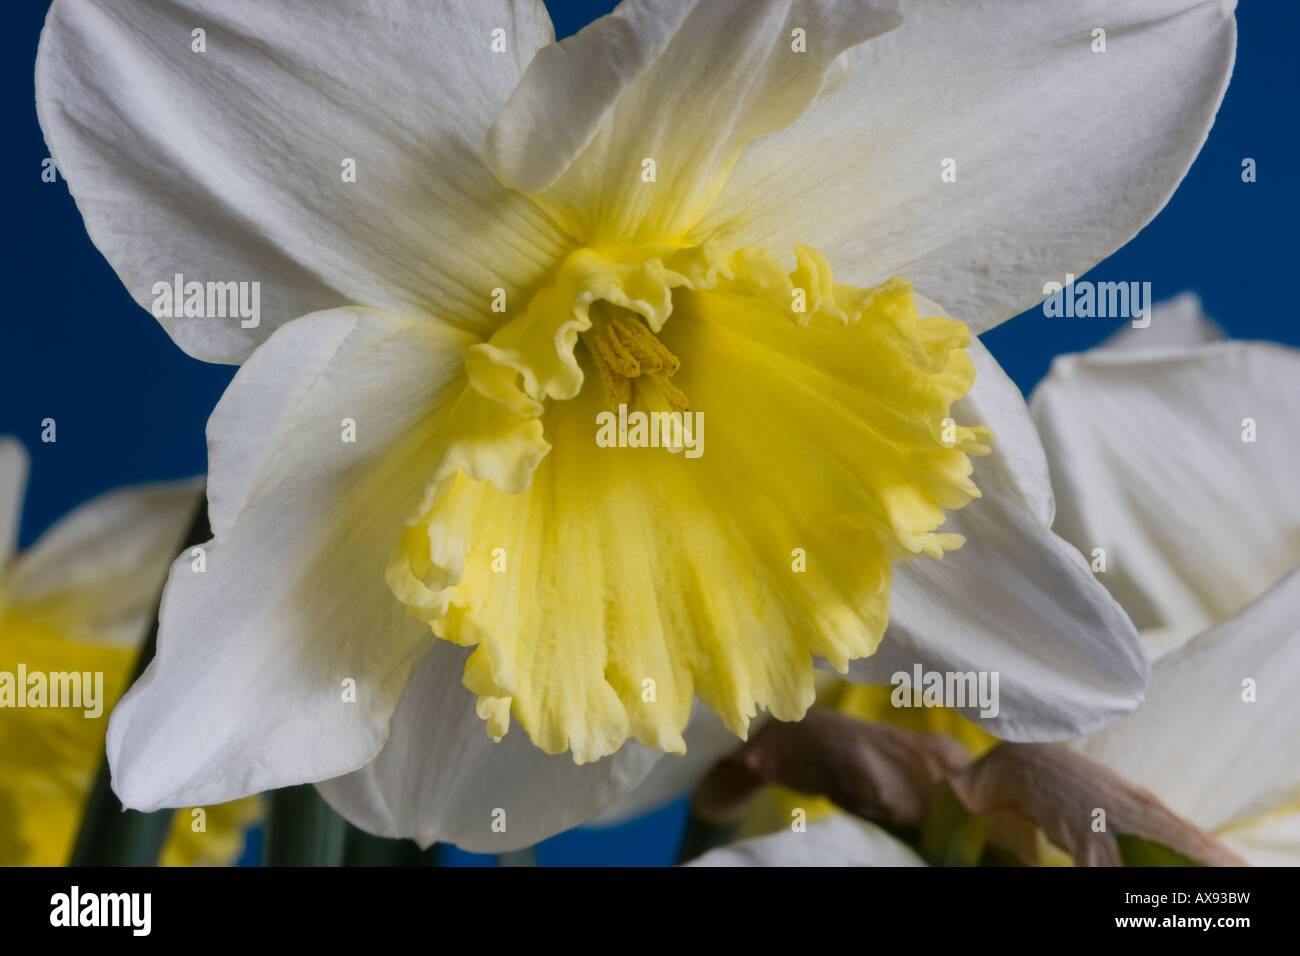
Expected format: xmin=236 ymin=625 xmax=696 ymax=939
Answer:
xmin=263 ymin=785 xmax=347 ymax=867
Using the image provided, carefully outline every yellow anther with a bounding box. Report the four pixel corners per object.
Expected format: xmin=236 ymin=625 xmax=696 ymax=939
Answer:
xmin=584 ymin=310 xmax=688 ymax=413
xmin=606 ymin=317 xmax=681 ymax=377
xmin=593 ymin=326 xmax=641 ymax=379
xmin=590 ymin=339 xmax=633 ymax=409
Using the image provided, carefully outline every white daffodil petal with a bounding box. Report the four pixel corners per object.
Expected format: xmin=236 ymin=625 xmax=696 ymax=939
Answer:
xmin=845 ymin=348 xmax=1149 ymax=740
xmin=1074 ymin=566 xmax=1300 ymax=839
xmin=0 ymin=438 xmax=29 ymax=567
xmin=486 ymin=0 xmax=902 ymax=242
xmin=698 ymin=0 xmax=1236 ymax=334
xmin=1097 ymin=292 xmax=1225 ymax=352
xmin=8 ymin=479 xmax=202 ymax=644
xmin=1218 ymin=811 xmax=1300 ymax=868
xmin=687 ymin=814 xmax=926 ymax=867
xmin=316 ymin=641 xmax=663 ymax=853
xmin=1031 ymin=341 xmax=1300 ymax=657
xmin=588 ymin=705 xmax=744 ymax=825
xmin=36 ymin=0 xmax=567 ymax=364
xmin=107 ymin=309 xmax=477 ymax=810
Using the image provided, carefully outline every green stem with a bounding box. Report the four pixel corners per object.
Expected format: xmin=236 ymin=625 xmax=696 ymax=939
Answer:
xmin=920 ymin=781 xmax=989 ymax=867
xmin=262 ymin=784 xmax=348 ymax=866
xmin=343 ymin=826 xmax=440 ymax=866
xmin=68 ymin=495 xmax=210 ymax=866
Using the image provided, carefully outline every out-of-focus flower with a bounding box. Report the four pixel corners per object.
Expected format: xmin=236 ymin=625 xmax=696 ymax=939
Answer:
xmin=37 ymin=0 xmax=1234 ymax=849
xmin=0 ymin=440 xmax=257 ymax=865
xmin=1031 ymin=295 xmax=1300 ymax=865
xmin=688 ymin=812 xmax=925 ymax=867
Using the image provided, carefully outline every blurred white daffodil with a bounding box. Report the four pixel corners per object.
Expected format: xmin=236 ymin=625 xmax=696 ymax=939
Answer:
xmin=1032 ymin=295 xmax=1300 ymax=865
xmin=37 ymin=0 xmax=1234 ymax=850
xmin=0 ymin=440 xmax=256 ymax=865
xmin=689 ymin=813 xmax=925 ymax=867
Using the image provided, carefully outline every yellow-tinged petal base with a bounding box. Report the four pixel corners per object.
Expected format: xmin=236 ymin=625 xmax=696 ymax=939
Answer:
xmin=390 ymin=242 xmax=992 ymax=763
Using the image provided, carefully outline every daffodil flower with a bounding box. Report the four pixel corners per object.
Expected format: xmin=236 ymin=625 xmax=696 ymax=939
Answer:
xmin=1031 ymin=295 xmax=1300 ymax=865
xmin=37 ymin=0 xmax=1235 ymax=850
xmin=0 ymin=439 xmax=256 ymax=865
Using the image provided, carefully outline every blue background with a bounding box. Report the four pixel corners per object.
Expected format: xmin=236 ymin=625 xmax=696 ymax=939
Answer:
xmin=2 ymin=0 xmax=1295 ymax=865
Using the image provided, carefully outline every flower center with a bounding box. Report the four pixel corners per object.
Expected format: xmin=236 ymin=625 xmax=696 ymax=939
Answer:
xmin=582 ymin=303 xmax=688 ymax=414
xmin=388 ymin=239 xmax=996 ymax=764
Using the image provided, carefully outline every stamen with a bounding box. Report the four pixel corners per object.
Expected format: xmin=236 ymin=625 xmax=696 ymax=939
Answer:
xmin=590 ymin=338 xmax=633 ymax=409
xmin=607 ymin=318 xmax=681 ymax=377
xmin=593 ymin=327 xmax=641 ymax=379
xmin=583 ymin=309 xmax=688 ymax=413
xmin=646 ymin=372 xmax=689 ymax=414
